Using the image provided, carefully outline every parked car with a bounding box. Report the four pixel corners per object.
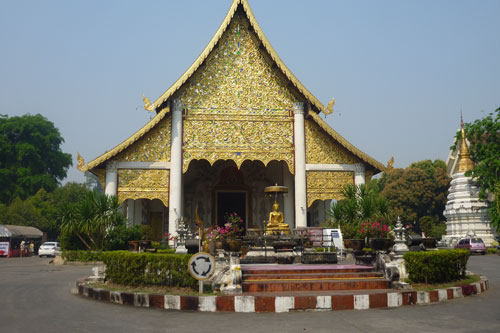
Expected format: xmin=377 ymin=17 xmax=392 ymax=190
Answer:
xmin=38 ymin=242 xmax=61 ymax=257
xmin=455 ymin=237 xmax=486 ymax=255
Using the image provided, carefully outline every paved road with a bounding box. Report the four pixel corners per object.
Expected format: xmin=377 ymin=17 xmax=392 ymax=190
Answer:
xmin=1 ymin=255 xmax=499 ymax=333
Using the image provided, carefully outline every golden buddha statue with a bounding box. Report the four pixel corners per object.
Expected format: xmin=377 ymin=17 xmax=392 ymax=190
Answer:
xmin=266 ymin=201 xmax=290 ymax=235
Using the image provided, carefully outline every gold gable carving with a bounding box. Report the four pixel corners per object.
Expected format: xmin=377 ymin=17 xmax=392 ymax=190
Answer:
xmin=307 ymin=171 xmax=354 ymax=207
xmin=115 ymin=117 xmax=171 ymax=162
xmin=180 ymin=12 xmax=295 ymax=173
xmin=305 ymin=119 xmax=360 ymax=165
xmin=152 ymin=0 xmax=324 ymax=113
xmin=117 ymin=169 xmax=169 ymax=207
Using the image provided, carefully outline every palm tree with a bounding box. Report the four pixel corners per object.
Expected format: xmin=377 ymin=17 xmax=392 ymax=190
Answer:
xmin=327 ymin=184 xmax=394 ymax=238
xmin=61 ymin=191 xmax=125 ymax=250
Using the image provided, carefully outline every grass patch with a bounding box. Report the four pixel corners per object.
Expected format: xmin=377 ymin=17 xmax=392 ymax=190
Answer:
xmin=408 ymin=274 xmax=481 ymax=291
xmin=85 ymin=282 xmax=220 ymax=296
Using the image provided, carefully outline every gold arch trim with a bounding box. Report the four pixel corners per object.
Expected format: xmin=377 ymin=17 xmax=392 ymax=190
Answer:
xmin=150 ymin=0 xmax=324 ymax=113
xmin=306 ymin=171 xmax=354 ymax=207
xmin=183 ymin=158 xmax=293 ymax=175
xmin=117 ymin=169 xmax=169 ymax=207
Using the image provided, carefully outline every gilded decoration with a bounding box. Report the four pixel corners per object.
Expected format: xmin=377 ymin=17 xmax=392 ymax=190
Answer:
xmin=117 ymin=169 xmax=169 ymax=207
xmin=305 ymin=119 xmax=360 ymax=165
xmin=307 ymin=171 xmax=354 ymax=207
xmin=115 ymin=117 xmax=171 ymax=162
xmin=151 ymin=0 xmax=324 ymax=113
xmin=179 ymin=12 xmax=295 ymax=173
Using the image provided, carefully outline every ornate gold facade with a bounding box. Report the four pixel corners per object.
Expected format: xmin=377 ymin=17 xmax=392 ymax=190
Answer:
xmin=178 ymin=12 xmax=295 ymax=173
xmin=117 ymin=169 xmax=170 ymax=206
xmin=306 ymin=171 xmax=354 ymax=207
xmin=305 ymin=119 xmax=360 ymax=165
xmin=81 ymin=0 xmax=385 ymax=217
xmin=115 ymin=117 xmax=171 ymax=162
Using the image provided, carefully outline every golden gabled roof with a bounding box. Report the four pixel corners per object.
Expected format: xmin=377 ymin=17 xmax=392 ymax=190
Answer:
xmin=149 ymin=0 xmax=324 ymax=113
xmin=84 ymin=107 xmax=169 ymax=171
xmin=308 ymin=112 xmax=386 ymax=172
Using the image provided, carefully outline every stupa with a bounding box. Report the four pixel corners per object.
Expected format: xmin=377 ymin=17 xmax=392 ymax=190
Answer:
xmin=442 ymin=118 xmax=496 ymax=247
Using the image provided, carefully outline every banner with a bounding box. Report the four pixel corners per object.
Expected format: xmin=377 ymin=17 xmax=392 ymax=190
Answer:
xmin=0 ymin=242 xmax=9 ymax=257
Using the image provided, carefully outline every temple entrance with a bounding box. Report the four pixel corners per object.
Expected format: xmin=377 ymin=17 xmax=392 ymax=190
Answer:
xmin=216 ymin=191 xmax=247 ymax=230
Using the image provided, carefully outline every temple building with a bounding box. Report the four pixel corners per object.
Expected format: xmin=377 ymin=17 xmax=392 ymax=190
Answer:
xmin=443 ymin=120 xmax=496 ymax=247
xmin=77 ymin=0 xmax=384 ymax=240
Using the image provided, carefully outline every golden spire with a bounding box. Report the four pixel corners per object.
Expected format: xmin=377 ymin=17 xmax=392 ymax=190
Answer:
xmin=457 ymin=114 xmax=474 ymax=173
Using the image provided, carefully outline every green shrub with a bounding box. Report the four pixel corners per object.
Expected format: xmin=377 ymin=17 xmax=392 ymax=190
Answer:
xmin=62 ymin=250 xmax=104 ymax=262
xmin=104 ymin=224 xmax=143 ymax=251
xmin=403 ymin=249 xmax=470 ymax=284
xmin=101 ymin=251 xmax=196 ymax=288
xmin=486 ymin=248 xmax=497 ymax=254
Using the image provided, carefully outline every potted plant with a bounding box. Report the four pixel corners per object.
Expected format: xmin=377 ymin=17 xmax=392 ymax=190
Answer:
xmin=341 ymin=223 xmax=364 ymax=250
xmin=223 ymin=212 xmax=244 ymax=252
xmin=361 ymin=221 xmax=393 ymax=251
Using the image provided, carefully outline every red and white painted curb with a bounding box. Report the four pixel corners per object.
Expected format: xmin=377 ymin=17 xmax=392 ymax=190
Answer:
xmin=77 ymin=277 xmax=489 ymax=312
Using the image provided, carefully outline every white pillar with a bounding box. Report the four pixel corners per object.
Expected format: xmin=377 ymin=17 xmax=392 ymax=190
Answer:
xmin=354 ymin=164 xmax=366 ymax=186
xmin=105 ymin=161 xmax=118 ymax=196
xmin=293 ymin=102 xmax=307 ymax=228
xmin=283 ymin=162 xmax=295 ymax=229
xmin=168 ymin=99 xmax=183 ymax=239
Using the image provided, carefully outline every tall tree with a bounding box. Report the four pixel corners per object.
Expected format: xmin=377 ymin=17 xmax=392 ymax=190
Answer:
xmin=374 ymin=159 xmax=451 ymax=238
xmin=456 ymin=107 xmax=500 ymax=230
xmin=0 ymin=114 xmax=72 ymax=204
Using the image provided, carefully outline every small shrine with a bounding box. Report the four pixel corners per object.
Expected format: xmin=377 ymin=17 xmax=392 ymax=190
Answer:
xmin=443 ymin=118 xmax=496 ymax=247
xmin=77 ymin=0 xmax=384 ymax=241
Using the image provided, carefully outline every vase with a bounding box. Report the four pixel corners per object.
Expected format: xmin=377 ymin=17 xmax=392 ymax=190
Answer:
xmin=370 ymin=238 xmax=393 ymax=251
xmin=345 ymin=239 xmax=365 ymax=251
xmin=227 ymin=238 xmax=242 ymax=252
xmin=215 ymin=240 xmax=224 ymax=250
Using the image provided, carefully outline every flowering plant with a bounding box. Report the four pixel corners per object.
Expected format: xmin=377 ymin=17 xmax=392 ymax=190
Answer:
xmin=360 ymin=221 xmax=391 ymax=238
xmin=203 ymin=212 xmax=244 ymax=241
xmin=163 ymin=233 xmax=179 ymax=247
xmin=224 ymin=212 xmax=243 ymax=237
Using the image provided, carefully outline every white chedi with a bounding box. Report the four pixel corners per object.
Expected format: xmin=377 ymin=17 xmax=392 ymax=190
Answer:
xmin=442 ymin=172 xmax=495 ymax=247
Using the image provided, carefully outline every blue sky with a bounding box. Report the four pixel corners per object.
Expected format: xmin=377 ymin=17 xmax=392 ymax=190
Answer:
xmin=1 ymin=0 xmax=499 ymax=183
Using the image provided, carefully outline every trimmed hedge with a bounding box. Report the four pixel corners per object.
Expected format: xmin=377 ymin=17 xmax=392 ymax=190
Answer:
xmin=101 ymin=251 xmax=196 ymax=288
xmin=403 ymin=249 xmax=470 ymax=284
xmin=62 ymin=250 xmax=105 ymax=262
xmin=157 ymin=249 xmax=176 ymax=254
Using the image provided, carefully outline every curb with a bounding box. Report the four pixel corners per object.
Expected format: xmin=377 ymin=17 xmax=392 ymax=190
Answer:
xmin=76 ymin=276 xmax=489 ymax=313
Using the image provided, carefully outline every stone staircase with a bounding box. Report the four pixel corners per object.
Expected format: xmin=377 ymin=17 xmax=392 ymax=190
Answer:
xmin=241 ymin=264 xmax=390 ymax=293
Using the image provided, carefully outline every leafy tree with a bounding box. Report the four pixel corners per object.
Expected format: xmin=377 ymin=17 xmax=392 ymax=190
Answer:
xmin=456 ymin=107 xmax=500 ymax=230
xmin=374 ymin=159 xmax=450 ymax=238
xmin=0 ymin=114 xmax=72 ymax=204
xmin=0 ymin=183 xmax=87 ymax=240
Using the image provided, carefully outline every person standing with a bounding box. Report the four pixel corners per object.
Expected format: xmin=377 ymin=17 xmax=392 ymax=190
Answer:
xmin=29 ymin=242 xmax=34 ymax=256
xmin=20 ymin=240 xmax=25 ymax=258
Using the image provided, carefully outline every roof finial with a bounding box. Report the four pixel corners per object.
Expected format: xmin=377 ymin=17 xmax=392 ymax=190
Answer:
xmin=323 ymin=97 xmax=335 ymax=115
